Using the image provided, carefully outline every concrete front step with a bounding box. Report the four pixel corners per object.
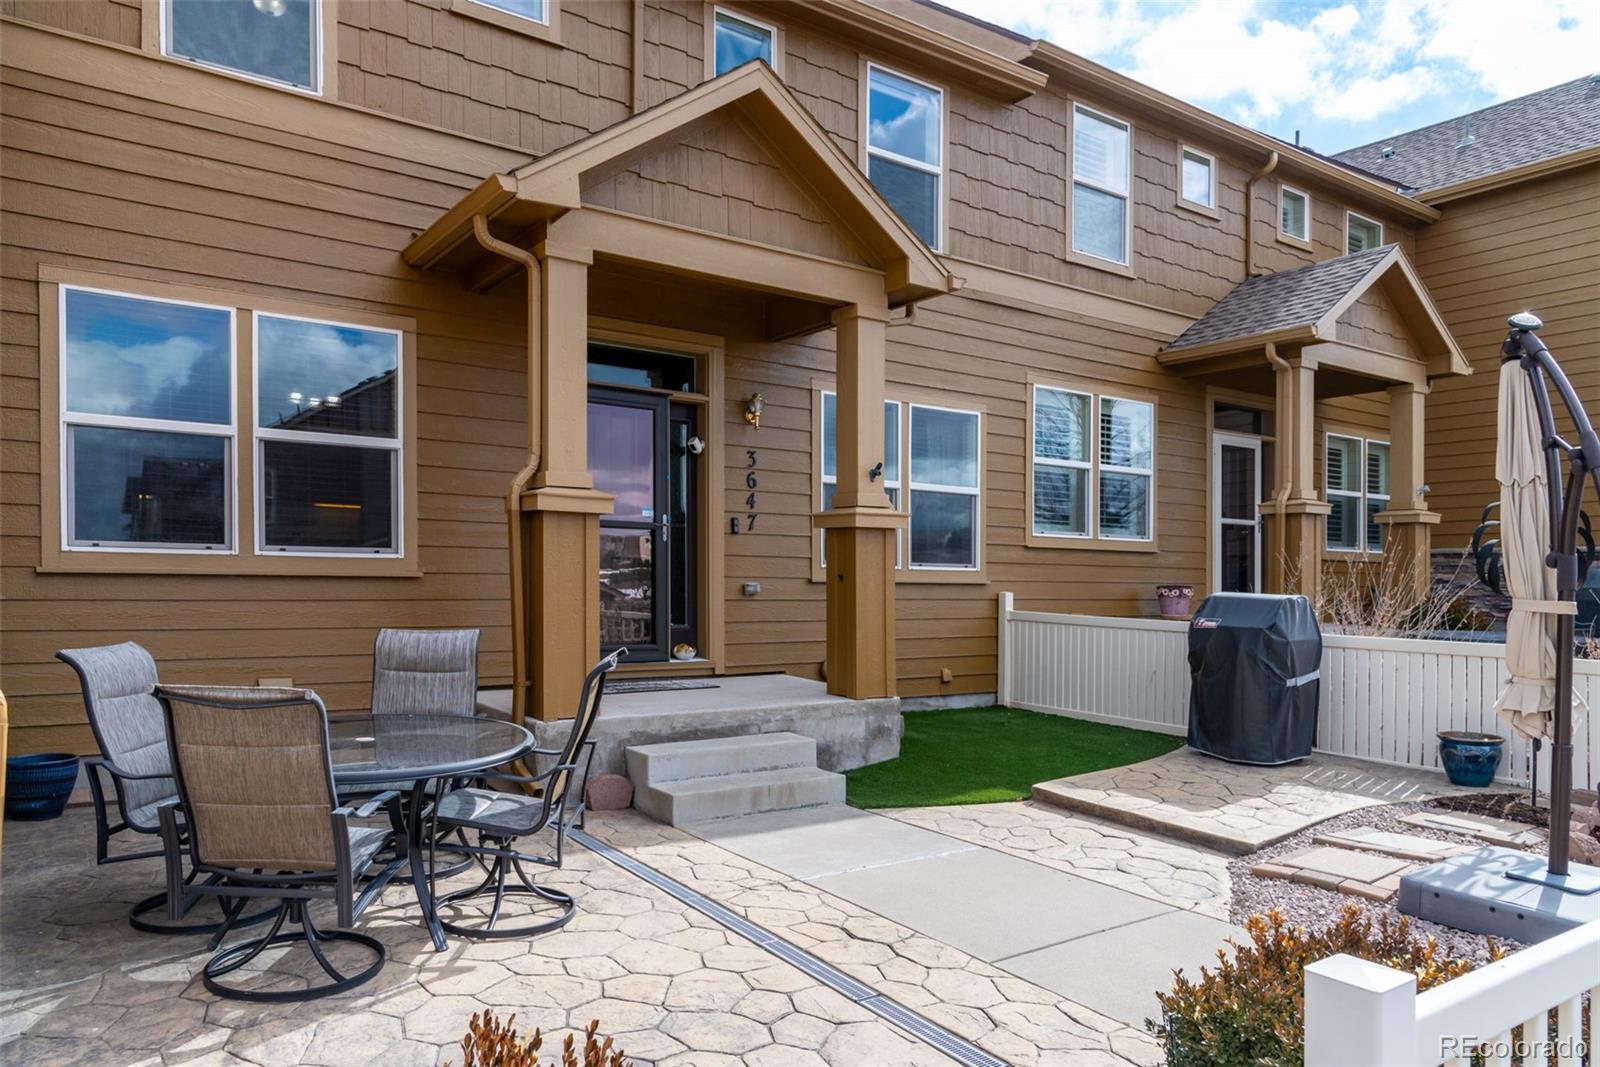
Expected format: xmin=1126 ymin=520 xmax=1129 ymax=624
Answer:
xmin=634 ymin=765 xmax=846 ymax=825
xmin=626 ymin=732 xmax=817 ymax=786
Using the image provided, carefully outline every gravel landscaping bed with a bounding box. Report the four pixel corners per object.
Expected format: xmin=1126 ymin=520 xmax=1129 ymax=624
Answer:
xmin=1228 ymin=800 xmax=1527 ymax=964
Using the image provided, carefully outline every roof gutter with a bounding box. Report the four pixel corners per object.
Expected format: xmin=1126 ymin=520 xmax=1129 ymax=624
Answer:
xmin=1245 ymin=151 xmax=1279 ymax=278
xmin=1417 ymin=144 xmax=1600 ymax=205
xmin=1025 ymin=42 xmax=1439 ymax=223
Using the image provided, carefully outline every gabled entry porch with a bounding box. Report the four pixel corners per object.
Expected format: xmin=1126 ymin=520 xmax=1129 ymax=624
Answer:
xmin=403 ymin=62 xmax=952 ymax=726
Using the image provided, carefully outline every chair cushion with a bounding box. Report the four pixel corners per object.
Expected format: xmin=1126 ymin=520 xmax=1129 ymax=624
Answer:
xmin=433 ymin=787 xmax=545 ymax=836
xmin=125 ymin=794 xmax=180 ymax=833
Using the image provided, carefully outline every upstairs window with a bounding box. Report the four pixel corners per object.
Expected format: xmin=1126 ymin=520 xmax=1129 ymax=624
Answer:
xmin=712 ymin=7 xmax=775 ymax=75
xmin=1280 ymin=184 xmax=1310 ymax=241
xmin=1325 ymin=433 xmax=1389 ymax=551
xmin=61 ymin=287 xmax=235 ymax=551
xmin=1180 ymin=147 xmax=1215 ymax=209
xmin=909 ymin=404 xmax=980 ymax=570
xmin=255 ymin=314 xmax=402 ymax=555
xmin=467 ymin=0 xmax=548 ymax=24
xmin=1346 ymin=211 xmax=1384 ymax=254
xmin=1072 ymin=105 xmax=1132 ymax=265
xmin=164 ymin=0 xmax=320 ymax=93
xmin=866 ymin=64 xmax=943 ymax=250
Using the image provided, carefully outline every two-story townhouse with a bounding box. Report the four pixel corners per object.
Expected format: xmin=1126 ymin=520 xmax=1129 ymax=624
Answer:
xmin=1333 ymin=76 xmax=1600 ymax=556
xmin=0 ymin=0 xmax=1475 ymax=758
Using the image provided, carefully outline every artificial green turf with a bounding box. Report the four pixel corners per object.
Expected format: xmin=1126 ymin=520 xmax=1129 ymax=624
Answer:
xmin=844 ymin=706 xmax=1184 ymax=809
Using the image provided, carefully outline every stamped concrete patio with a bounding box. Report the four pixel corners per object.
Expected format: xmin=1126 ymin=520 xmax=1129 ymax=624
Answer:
xmin=1 ymin=803 xmax=1166 ymax=1067
xmin=1033 ymin=748 xmax=1471 ymax=854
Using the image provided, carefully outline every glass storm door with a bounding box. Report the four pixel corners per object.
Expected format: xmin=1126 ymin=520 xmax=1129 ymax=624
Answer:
xmin=589 ymin=389 xmax=670 ymax=660
xmin=1213 ymin=433 xmax=1262 ymax=593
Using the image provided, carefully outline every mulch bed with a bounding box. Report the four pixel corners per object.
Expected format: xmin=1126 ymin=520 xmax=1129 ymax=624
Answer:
xmin=1430 ymin=790 xmax=1550 ymax=829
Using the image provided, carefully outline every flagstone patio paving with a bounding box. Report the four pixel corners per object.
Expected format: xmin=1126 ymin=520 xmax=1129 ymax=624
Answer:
xmin=1033 ymin=748 xmax=1471 ymax=854
xmin=1 ymin=805 xmax=1161 ymax=1067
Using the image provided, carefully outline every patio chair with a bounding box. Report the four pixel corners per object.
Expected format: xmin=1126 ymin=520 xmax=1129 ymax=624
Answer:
xmin=155 ymin=684 xmax=406 ymax=1002
xmin=56 ymin=641 xmax=238 ymax=934
xmin=426 ymin=648 xmax=625 ymax=939
xmin=371 ymin=628 xmax=480 ymax=717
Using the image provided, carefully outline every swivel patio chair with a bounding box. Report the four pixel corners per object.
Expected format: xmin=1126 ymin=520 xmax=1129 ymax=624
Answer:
xmin=155 ymin=684 xmax=406 ymax=1002
xmin=56 ymin=641 xmax=245 ymax=935
xmin=426 ymin=648 xmax=625 ymax=939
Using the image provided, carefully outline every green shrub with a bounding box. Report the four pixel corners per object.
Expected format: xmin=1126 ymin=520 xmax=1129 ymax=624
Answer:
xmin=1147 ymin=905 xmax=1501 ymax=1067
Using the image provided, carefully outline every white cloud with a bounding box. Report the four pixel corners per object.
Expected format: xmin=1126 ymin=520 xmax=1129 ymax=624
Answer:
xmin=1414 ymin=0 xmax=1599 ymax=98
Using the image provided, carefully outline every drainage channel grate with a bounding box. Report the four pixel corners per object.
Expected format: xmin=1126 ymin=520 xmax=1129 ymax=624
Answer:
xmin=573 ymin=828 xmax=1008 ymax=1067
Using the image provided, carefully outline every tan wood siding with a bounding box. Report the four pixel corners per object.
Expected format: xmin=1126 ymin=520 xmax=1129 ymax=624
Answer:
xmin=0 ymin=0 xmax=140 ymax=46
xmin=1415 ymin=162 xmax=1600 ymax=548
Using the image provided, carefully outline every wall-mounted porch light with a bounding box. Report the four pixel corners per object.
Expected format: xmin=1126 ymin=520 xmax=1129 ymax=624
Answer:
xmin=744 ymin=392 xmax=765 ymax=429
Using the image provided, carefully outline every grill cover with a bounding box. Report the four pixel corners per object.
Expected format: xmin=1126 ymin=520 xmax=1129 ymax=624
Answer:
xmin=1187 ymin=593 xmax=1322 ymax=765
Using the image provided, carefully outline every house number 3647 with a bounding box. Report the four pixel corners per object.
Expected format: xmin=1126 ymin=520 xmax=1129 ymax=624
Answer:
xmin=732 ymin=449 xmax=758 ymax=534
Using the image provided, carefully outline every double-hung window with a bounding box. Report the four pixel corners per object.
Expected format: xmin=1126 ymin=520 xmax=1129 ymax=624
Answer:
xmin=255 ymin=314 xmax=403 ymax=555
xmin=1325 ymin=434 xmax=1389 ymax=551
xmin=1072 ymin=105 xmax=1132 ymax=265
xmin=52 ymin=276 xmax=411 ymax=569
xmin=712 ymin=7 xmax=776 ymax=76
xmin=865 ymin=64 xmax=943 ymax=250
xmin=163 ymin=0 xmax=321 ymax=93
xmin=1346 ymin=211 xmax=1383 ymax=254
xmin=1030 ymin=385 xmax=1154 ymax=544
xmin=819 ymin=391 xmax=901 ymax=567
xmin=61 ymin=287 xmax=236 ymax=551
xmin=1280 ymin=184 xmax=1310 ymax=242
xmin=909 ymin=404 xmax=980 ymax=570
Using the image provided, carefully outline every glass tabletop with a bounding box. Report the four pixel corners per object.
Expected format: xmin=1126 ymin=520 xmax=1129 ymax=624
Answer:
xmin=327 ymin=714 xmax=534 ymax=785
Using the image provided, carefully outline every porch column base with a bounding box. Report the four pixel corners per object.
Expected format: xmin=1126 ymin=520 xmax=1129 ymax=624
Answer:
xmin=815 ymin=507 xmax=903 ymax=699
xmin=1376 ymin=509 xmax=1440 ymax=604
xmin=523 ymin=487 xmax=612 ymax=722
xmin=1264 ymin=499 xmax=1330 ymax=602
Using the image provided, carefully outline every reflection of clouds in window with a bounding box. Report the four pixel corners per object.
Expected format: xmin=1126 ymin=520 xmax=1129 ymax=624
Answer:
xmin=868 ymin=70 xmax=940 ymax=165
xmin=64 ymin=289 xmax=231 ymax=424
xmin=257 ymin=316 xmax=398 ymax=435
xmin=167 ymin=0 xmax=316 ymax=90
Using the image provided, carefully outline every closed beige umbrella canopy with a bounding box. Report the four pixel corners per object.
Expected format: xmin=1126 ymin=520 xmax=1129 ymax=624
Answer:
xmin=1492 ymin=361 xmax=1584 ymax=739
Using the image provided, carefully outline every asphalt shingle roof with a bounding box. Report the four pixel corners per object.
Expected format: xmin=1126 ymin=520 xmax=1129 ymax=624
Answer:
xmin=1332 ymin=75 xmax=1600 ymax=193
xmin=1165 ymin=245 xmax=1392 ymax=352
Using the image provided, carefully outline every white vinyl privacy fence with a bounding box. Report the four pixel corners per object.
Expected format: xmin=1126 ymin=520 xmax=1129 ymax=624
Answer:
xmin=996 ymin=593 xmax=1600 ymax=790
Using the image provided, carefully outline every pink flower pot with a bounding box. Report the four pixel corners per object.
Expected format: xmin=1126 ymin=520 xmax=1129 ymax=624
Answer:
xmin=1157 ymin=585 xmax=1195 ymax=618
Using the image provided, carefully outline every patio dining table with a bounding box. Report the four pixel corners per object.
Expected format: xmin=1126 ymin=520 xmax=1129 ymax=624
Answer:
xmin=328 ymin=713 xmax=534 ymax=951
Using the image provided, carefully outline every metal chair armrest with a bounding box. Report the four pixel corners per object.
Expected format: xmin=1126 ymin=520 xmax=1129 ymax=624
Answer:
xmin=86 ymin=756 xmax=172 ymax=783
xmin=476 ymin=765 xmax=563 ymax=786
xmin=335 ymin=790 xmax=401 ymax=820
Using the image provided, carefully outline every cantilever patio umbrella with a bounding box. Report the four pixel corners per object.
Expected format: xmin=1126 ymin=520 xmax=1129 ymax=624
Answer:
xmin=1491 ymin=359 xmax=1576 ymax=744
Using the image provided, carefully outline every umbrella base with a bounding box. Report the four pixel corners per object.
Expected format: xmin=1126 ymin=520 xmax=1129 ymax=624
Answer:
xmin=1399 ymin=846 xmax=1600 ymax=943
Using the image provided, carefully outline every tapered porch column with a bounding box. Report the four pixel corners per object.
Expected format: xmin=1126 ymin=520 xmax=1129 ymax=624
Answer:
xmin=815 ymin=303 xmax=903 ymax=699
xmin=1264 ymin=354 xmax=1329 ymax=601
xmin=1375 ymin=382 xmax=1438 ymax=603
xmin=522 ymin=231 xmax=612 ymax=721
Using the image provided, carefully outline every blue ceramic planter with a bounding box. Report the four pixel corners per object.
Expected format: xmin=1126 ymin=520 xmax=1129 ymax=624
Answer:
xmin=1437 ymin=731 xmax=1504 ymax=788
xmin=5 ymin=753 xmax=80 ymax=821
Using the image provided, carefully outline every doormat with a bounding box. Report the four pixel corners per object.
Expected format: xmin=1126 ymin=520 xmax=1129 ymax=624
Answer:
xmin=607 ymin=679 xmax=721 ymax=694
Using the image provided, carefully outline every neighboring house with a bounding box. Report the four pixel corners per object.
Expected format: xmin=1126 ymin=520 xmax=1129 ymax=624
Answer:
xmin=1 ymin=0 xmax=1498 ymax=754
xmin=1333 ymin=75 xmax=1600 ymax=553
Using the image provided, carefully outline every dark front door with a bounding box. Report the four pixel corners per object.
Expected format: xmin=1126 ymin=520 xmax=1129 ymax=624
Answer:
xmin=588 ymin=387 xmax=700 ymax=662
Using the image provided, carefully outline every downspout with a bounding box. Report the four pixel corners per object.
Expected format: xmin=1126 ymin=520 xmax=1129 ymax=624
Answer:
xmin=1245 ymin=151 xmax=1279 ymax=279
xmin=470 ymin=213 xmax=541 ymax=727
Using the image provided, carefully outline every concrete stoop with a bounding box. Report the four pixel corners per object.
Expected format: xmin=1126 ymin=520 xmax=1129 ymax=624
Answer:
xmin=627 ymin=732 xmax=846 ymax=826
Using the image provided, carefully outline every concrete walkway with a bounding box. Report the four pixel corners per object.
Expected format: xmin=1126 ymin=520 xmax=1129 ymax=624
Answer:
xmin=687 ymin=807 xmax=1243 ymax=1027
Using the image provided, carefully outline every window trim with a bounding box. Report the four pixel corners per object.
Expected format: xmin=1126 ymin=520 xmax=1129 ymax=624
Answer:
xmin=1323 ymin=431 xmax=1390 ymax=554
xmin=1178 ymin=145 xmax=1218 ymax=215
xmin=59 ymin=284 xmax=240 ymax=555
xmin=861 ymin=60 xmax=946 ymax=253
xmin=451 ymin=0 xmax=562 ymax=43
xmin=251 ymin=310 xmax=406 ymax=559
xmin=156 ymin=0 xmax=329 ymax=97
xmin=1024 ymin=374 xmax=1159 ymax=552
xmin=1279 ymin=183 xmax=1312 ymax=244
xmin=907 ymin=401 xmax=982 ymax=572
xmin=1345 ymin=210 xmax=1384 ymax=255
xmin=1068 ymin=102 xmax=1134 ymax=268
xmin=37 ymin=266 xmax=419 ymax=577
xmin=706 ymin=4 xmax=783 ymax=79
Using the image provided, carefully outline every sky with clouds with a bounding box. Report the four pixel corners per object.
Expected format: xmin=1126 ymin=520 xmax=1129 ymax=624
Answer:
xmin=938 ymin=0 xmax=1599 ymax=154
